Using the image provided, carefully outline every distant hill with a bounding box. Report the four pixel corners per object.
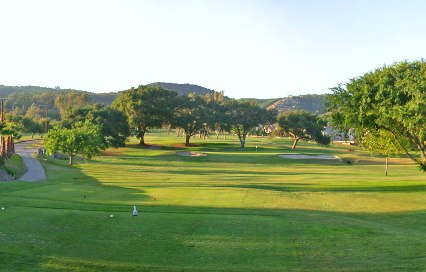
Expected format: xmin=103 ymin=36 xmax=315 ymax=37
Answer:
xmin=1 ymin=84 xmax=327 ymax=119
xmin=0 ymin=85 xmax=69 ymax=96
xmin=267 ymin=94 xmax=327 ymax=114
xmin=237 ymin=98 xmax=283 ymax=108
xmin=147 ymin=82 xmax=215 ymax=96
xmin=0 ymin=85 xmax=118 ymax=105
xmin=89 ymin=92 xmax=118 ymax=105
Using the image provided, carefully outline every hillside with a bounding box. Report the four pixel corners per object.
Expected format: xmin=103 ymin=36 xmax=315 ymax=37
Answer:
xmin=237 ymin=98 xmax=282 ymax=108
xmin=267 ymin=94 xmax=327 ymax=114
xmin=1 ymin=84 xmax=328 ymax=119
xmin=147 ymin=82 xmax=215 ymax=96
xmin=0 ymin=85 xmax=69 ymax=96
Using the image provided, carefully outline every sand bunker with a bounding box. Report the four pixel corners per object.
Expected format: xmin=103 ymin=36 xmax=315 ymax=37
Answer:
xmin=177 ymin=151 xmax=207 ymax=157
xmin=279 ymin=154 xmax=340 ymax=160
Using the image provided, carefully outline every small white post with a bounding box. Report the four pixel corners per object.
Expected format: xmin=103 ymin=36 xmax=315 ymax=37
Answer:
xmin=133 ymin=205 xmax=138 ymax=218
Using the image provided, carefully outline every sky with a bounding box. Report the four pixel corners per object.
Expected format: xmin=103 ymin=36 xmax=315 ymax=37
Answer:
xmin=1 ymin=0 xmax=425 ymax=98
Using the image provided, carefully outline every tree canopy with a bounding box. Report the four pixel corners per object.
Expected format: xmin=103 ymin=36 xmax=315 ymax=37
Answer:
xmin=277 ymin=110 xmax=330 ymax=149
xmin=112 ymin=86 xmax=178 ymax=145
xmin=45 ymin=121 xmax=105 ymax=165
xmin=174 ymin=93 xmax=210 ymax=146
xmin=63 ymin=104 xmax=130 ymax=148
xmin=327 ymin=60 xmax=426 ymax=170
xmin=225 ymin=100 xmax=276 ymax=147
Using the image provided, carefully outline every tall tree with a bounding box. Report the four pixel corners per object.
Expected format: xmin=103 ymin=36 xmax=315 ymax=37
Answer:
xmin=203 ymin=93 xmax=227 ymax=139
xmin=55 ymin=92 xmax=89 ymax=119
xmin=277 ymin=110 xmax=330 ymax=149
xmin=64 ymin=104 xmax=130 ymax=147
xmin=112 ymin=86 xmax=178 ymax=145
xmin=327 ymin=60 xmax=426 ymax=171
xmin=45 ymin=121 xmax=105 ymax=165
xmin=21 ymin=117 xmax=43 ymax=137
xmin=174 ymin=93 xmax=210 ymax=146
xmin=225 ymin=100 xmax=276 ymax=148
xmin=24 ymin=103 xmax=42 ymax=119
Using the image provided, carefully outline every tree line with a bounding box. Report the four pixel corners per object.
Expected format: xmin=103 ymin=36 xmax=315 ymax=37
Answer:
xmin=38 ymin=85 xmax=331 ymax=165
xmin=9 ymin=60 xmax=425 ymax=171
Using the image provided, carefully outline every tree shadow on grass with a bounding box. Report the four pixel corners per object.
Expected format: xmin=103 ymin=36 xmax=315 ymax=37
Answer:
xmin=0 ymin=159 xmax=153 ymax=213
xmin=2 ymin=158 xmax=426 ymax=272
xmin=211 ymin=183 xmax=426 ymax=193
xmin=24 ymin=206 xmax=426 ymax=271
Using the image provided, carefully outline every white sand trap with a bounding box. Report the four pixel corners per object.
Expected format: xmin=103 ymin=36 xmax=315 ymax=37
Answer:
xmin=279 ymin=154 xmax=340 ymax=160
xmin=177 ymin=151 xmax=207 ymax=157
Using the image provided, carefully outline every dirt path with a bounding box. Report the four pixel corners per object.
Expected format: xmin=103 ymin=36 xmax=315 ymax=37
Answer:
xmin=15 ymin=140 xmax=46 ymax=181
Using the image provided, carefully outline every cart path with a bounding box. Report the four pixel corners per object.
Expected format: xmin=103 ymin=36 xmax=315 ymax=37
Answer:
xmin=15 ymin=140 xmax=46 ymax=181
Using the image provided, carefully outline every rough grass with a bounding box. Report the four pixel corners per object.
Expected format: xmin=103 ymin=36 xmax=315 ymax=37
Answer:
xmin=0 ymin=133 xmax=425 ymax=271
xmin=3 ymin=154 xmax=27 ymax=178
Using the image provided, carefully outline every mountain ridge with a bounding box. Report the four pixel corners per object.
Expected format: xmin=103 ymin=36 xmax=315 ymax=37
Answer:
xmin=1 ymin=83 xmax=327 ymax=114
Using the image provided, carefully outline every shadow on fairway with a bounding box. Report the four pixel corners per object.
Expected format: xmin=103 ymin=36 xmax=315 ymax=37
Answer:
xmin=0 ymin=160 xmax=153 ymax=213
xmin=2 ymin=205 xmax=424 ymax=271
xmin=211 ymin=183 xmax=426 ymax=193
xmin=1 ymin=157 xmax=425 ymax=272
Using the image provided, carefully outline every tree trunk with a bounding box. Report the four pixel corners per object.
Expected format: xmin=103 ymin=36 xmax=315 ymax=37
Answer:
xmin=69 ymin=156 xmax=73 ymax=166
xmin=292 ymin=138 xmax=299 ymax=150
xmin=385 ymin=157 xmax=388 ymax=176
xmin=185 ymin=135 xmax=191 ymax=146
xmin=0 ymin=136 xmax=5 ymax=156
xmin=139 ymin=129 xmax=145 ymax=145
xmin=240 ymin=135 xmax=246 ymax=148
xmin=419 ymin=159 xmax=426 ymax=172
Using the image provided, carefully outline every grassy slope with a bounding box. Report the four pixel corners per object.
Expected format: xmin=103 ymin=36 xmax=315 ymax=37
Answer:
xmin=3 ymin=154 xmax=27 ymax=178
xmin=0 ymin=134 xmax=425 ymax=271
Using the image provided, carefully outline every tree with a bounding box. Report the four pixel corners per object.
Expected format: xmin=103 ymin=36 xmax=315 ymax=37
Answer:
xmin=54 ymin=92 xmax=89 ymax=119
xmin=277 ymin=110 xmax=330 ymax=149
xmin=0 ymin=122 xmax=21 ymax=159
xmin=202 ymin=92 xmax=227 ymax=139
xmin=174 ymin=93 xmax=210 ymax=146
xmin=21 ymin=117 xmax=43 ymax=137
xmin=24 ymin=103 xmax=42 ymax=119
xmin=112 ymin=86 xmax=177 ymax=145
xmin=327 ymin=60 xmax=426 ymax=171
xmin=64 ymin=104 xmax=130 ymax=148
xmin=45 ymin=121 xmax=105 ymax=165
xmin=361 ymin=130 xmax=406 ymax=176
xmin=225 ymin=100 xmax=276 ymax=148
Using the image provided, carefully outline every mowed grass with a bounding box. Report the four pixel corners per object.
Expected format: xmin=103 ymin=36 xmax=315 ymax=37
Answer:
xmin=0 ymin=133 xmax=425 ymax=271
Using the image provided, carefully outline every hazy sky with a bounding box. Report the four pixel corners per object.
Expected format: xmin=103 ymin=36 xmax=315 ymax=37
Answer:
xmin=1 ymin=0 xmax=425 ymax=98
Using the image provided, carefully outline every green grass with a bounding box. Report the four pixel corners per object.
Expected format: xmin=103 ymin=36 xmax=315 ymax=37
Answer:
xmin=3 ymin=154 xmax=27 ymax=178
xmin=0 ymin=133 xmax=425 ymax=271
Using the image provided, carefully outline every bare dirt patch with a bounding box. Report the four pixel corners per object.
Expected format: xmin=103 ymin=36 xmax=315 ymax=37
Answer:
xmin=172 ymin=143 xmax=187 ymax=148
xmin=102 ymin=150 xmax=123 ymax=156
xmin=279 ymin=154 xmax=341 ymax=160
xmin=177 ymin=151 xmax=207 ymax=157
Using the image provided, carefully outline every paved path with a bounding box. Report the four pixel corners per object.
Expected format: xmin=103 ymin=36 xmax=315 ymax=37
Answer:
xmin=15 ymin=140 xmax=46 ymax=181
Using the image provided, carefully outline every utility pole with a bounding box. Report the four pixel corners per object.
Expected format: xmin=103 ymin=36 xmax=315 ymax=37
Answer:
xmin=0 ymin=97 xmax=6 ymax=123
xmin=0 ymin=98 xmax=7 ymax=157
